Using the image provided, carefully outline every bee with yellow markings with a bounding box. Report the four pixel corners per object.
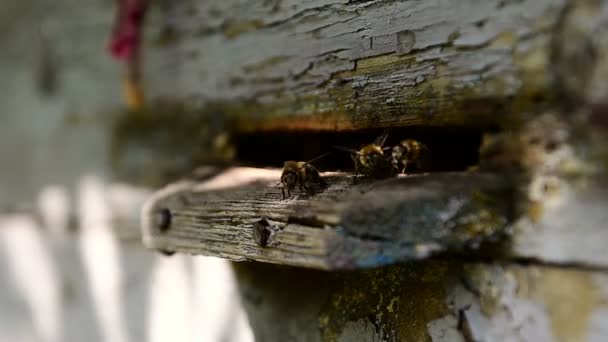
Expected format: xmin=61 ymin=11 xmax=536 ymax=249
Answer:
xmin=391 ymin=139 xmax=431 ymax=173
xmin=335 ymin=133 xmax=393 ymax=178
xmin=280 ymin=153 xmax=329 ymax=199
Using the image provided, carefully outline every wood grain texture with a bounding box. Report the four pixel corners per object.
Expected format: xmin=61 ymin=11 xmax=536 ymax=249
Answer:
xmin=145 ymin=0 xmax=576 ymax=131
xmin=112 ymin=1 xmax=608 ymax=188
xmin=141 ymin=168 xmax=515 ymax=270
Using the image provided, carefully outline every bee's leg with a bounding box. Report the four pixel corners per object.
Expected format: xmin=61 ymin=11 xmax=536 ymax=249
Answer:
xmin=318 ymin=176 xmax=327 ymax=187
xmin=281 ymin=187 xmax=286 ymax=200
xmin=354 ymin=165 xmax=361 ymax=184
xmin=355 ymin=164 xmax=363 ymax=183
xmin=310 ymin=171 xmax=326 ymax=187
xmin=393 ymin=158 xmax=402 ymax=174
xmin=304 ymin=184 xmax=315 ymax=195
xmin=401 ymin=160 xmax=408 ymax=174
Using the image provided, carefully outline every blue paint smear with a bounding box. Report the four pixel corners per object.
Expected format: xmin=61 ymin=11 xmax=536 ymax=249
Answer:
xmin=357 ymin=254 xmax=395 ymax=268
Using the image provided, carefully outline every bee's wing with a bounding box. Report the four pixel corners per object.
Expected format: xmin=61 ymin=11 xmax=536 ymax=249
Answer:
xmin=374 ymin=131 xmax=389 ymax=147
xmin=333 ymin=145 xmax=360 ymax=155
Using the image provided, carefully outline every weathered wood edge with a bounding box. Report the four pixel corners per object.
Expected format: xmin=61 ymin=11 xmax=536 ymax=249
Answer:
xmin=141 ymin=168 xmax=515 ymax=270
xmin=144 ymin=0 xmax=569 ymax=131
xmin=477 ymin=112 xmax=608 ymax=269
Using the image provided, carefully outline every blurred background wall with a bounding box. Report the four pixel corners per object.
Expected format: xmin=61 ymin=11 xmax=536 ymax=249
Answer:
xmin=0 ymin=1 xmax=253 ymax=341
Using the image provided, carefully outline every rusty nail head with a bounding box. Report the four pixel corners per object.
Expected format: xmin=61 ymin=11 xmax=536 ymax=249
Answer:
xmin=252 ymin=218 xmax=271 ymax=247
xmin=155 ymin=208 xmax=172 ymax=232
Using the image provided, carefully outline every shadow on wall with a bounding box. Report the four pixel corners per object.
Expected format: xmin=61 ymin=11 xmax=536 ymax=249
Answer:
xmin=0 ymin=175 xmax=253 ymax=342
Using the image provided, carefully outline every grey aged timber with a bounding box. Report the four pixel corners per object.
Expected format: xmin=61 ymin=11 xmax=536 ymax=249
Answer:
xmin=147 ymin=0 xmax=573 ymax=130
xmin=141 ymin=168 xmax=514 ymax=270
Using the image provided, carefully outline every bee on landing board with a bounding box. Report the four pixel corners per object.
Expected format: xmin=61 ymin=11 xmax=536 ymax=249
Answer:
xmin=335 ymin=133 xmax=393 ymax=178
xmin=280 ymin=153 xmax=329 ymax=199
xmin=390 ymin=139 xmax=431 ymax=174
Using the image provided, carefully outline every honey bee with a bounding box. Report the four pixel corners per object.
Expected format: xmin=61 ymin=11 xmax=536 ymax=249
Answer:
xmin=280 ymin=153 xmax=329 ymax=199
xmin=390 ymin=139 xmax=431 ymax=173
xmin=335 ymin=133 xmax=393 ymax=178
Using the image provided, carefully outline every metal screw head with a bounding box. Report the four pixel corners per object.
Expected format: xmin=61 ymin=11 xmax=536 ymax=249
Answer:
xmin=252 ymin=218 xmax=271 ymax=247
xmin=155 ymin=208 xmax=172 ymax=232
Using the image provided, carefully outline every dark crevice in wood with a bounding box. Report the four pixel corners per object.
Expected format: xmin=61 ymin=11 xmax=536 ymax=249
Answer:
xmin=504 ymin=257 xmax=608 ymax=274
xmin=341 ymin=232 xmax=391 ymax=243
xmin=234 ymin=126 xmax=484 ymax=172
xmin=457 ymin=304 xmax=475 ymax=342
xmin=433 ymin=253 xmax=608 ymax=274
xmin=285 ymin=215 xmax=327 ymax=229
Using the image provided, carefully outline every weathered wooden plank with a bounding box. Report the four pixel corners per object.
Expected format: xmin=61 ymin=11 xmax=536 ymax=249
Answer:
xmin=145 ymin=0 xmax=576 ymax=130
xmin=4 ymin=0 xmax=608 ymax=203
xmin=141 ymin=168 xmax=514 ymax=270
xmin=141 ymin=122 xmax=608 ymax=269
xmin=109 ymin=0 xmax=608 ymax=188
xmin=233 ymin=260 xmax=608 ymax=342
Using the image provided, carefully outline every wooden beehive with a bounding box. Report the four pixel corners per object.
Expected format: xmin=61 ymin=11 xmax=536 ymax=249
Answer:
xmin=0 ymin=0 xmax=599 ymax=341
xmin=126 ymin=1 xmax=608 ymax=341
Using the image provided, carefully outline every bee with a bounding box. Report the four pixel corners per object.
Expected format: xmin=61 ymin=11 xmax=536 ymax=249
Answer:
xmin=335 ymin=133 xmax=393 ymax=178
xmin=280 ymin=153 xmax=329 ymax=199
xmin=390 ymin=139 xmax=431 ymax=173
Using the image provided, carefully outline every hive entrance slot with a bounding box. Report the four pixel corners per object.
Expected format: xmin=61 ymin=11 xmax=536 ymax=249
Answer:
xmin=234 ymin=127 xmax=483 ymax=173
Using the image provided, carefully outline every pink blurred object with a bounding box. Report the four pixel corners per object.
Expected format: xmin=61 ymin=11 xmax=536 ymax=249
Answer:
xmin=108 ymin=0 xmax=148 ymax=61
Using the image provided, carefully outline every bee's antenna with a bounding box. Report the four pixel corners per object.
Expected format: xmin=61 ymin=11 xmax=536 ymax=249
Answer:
xmin=333 ymin=145 xmax=359 ymax=155
xmin=374 ymin=131 xmax=389 ymax=147
xmin=274 ymin=181 xmax=282 ymax=188
xmin=306 ymin=152 xmax=332 ymax=164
